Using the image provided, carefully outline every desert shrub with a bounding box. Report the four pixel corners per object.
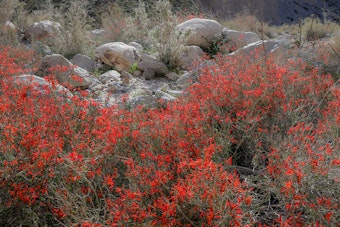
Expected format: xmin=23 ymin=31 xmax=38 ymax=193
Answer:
xmin=0 ymin=0 xmax=24 ymax=46
xmin=99 ymin=2 xmax=127 ymax=43
xmin=222 ymin=14 xmax=275 ymax=39
xmin=0 ymin=43 xmax=339 ymax=226
xmin=187 ymin=51 xmax=339 ymax=225
xmin=123 ymin=1 xmax=154 ymax=49
xmin=0 ymin=0 xmax=20 ymax=26
xmin=170 ymin=0 xmax=199 ymax=12
xmin=326 ymin=35 xmax=340 ymax=80
xmin=290 ymin=15 xmax=340 ymax=48
xmin=58 ymin=0 xmax=95 ymax=58
xmin=152 ymin=0 xmax=187 ymax=70
xmin=20 ymin=0 xmax=55 ymax=25
xmin=291 ymin=29 xmax=340 ymax=82
xmin=302 ymin=16 xmax=338 ymax=41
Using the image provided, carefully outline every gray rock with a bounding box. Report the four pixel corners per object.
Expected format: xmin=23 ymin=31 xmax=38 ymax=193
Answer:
xmin=143 ymin=68 xmax=156 ymax=80
xmin=90 ymin=83 xmax=105 ymax=92
xmin=24 ymin=20 xmax=62 ymax=42
xmin=120 ymin=71 xmax=133 ymax=85
xmin=128 ymin=42 xmax=143 ymax=53
xmin=129 ymin=88 xmax=154 ymax=98
xmin=107 ymin=82 xmax=123 ymax=93
xmin=175 ymin=18 xmax=223 ymax=49
xmin=222 ymin=29 xmax=261 ymax=47
xmin=178 ymin=45 xmax=204 ymax=69
xmin=70 ymin=54 xmax=96 ymax=72
xmin=127 ymin=95 xmax=158 ymax=109
xmin=165 ymin=72 xmax=179 ymax=81
xmin=176 ymin=72 xmax=196 ymax=88
xmin=138 ymin=54 xmax=169 ymax=76
xmin=233 ymin=39 xmax=283 ymax=56
xmin=11 ymin=74 xmax=73 ymax=98
xmin=166 ymin=89 xmax=183 ymax=97
xmin=39 ymin=54 xmax=95 ymax=89
xmin=30 ymin=41 xmax=53 ymax=56
xmin=95 ymin=42 xmax=141 ymax=72
xmin=133 ymin=70 xmax=143 ymax=77
xmin=98 ymin=70 xmax=121 ymax=84
xmin=156 ymin=90 xmax=177 ymax=102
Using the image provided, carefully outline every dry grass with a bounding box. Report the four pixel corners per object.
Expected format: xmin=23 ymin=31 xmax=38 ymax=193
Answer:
xmin=222 ymin=14 xmax=276 ymax=39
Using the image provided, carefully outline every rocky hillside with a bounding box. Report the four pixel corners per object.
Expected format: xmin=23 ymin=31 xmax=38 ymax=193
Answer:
xmin=21 ymin=0 xmax=340 ymax=26
xmin=197 ymin=0 xmax=340 ymax=25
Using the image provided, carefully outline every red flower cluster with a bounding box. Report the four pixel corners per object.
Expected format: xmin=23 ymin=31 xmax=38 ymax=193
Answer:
xmin=0 ymin=46 xmax=339 ymax=226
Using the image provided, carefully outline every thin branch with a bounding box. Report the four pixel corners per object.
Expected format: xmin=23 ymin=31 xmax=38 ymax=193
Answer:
xmin=328 ymin=43 xmax=340 ymax=59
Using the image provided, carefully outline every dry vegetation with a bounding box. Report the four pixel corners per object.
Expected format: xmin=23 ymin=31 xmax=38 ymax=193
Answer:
xmin=0 ymin=0 xmax=339 ymax=226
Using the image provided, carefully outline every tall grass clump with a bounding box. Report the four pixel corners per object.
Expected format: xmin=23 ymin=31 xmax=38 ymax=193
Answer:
xmin=123 ymin=1 xmax=153 ymax=48
xmin=99 ymin=2 xmax=127 ymax=43
xmin=152 ymin=0 xmax=187 ymax=70
xmin=0 ymin=0 xmax=24 ymax=46
xmin=53 ymin=0 xmax=94 ymax=58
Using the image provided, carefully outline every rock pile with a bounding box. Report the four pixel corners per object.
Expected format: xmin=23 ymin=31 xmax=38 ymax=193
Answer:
xmin=17 ymin=18 xmax=291 ymax=108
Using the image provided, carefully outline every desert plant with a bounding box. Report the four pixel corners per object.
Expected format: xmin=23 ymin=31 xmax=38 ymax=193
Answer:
xmin=152 ymin=0 xmax=187 ymax=70
xmin=0 ymin=0 xmax=22 ymax=26
xmin=55 ymin=0 xmax=94 ymax=58
xmin=291 ymin=15 xmax=340 ymax=48
xmin=0 ymin=0 xmax=25 ymax=46
xmin=123 ymin=0 xmax=154 ymax=49
xmin=0 ymin=32 xmax=339 ymax=227
xmin=99 ymin=2 xmax=127 ymax=43
xmin=129 ymin=62 xmax=139 ymax=74
xmin=99 ymin=0 xmax=188 ymax=69
xmin=222 ymin=13 xmax=275 ymax=39
xmin=303 ymin=16 xmax=338 ymax=41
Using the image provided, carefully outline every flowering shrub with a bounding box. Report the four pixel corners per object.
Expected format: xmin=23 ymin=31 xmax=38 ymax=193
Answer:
xmin=0 ymin=45 xmax=339 ymax=226
xmin=186 ymin=52 xmax=339 ymax=226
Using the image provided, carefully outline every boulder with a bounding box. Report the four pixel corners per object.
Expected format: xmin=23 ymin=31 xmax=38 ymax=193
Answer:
xmin=98 ymin=70 xmax=121 ymax=84
xmin=128 ymin=95 xmax=158 ymax=109
xmin=222 ymin=29 xmax=261 ymax=47
xmin=175 ymin=18 xmax=223 ymax=49
xmin=95 ymin=42 xmax=141 ymax=72
xmin=155 ymin=90 xmax=177 ymax=102
xmin=138 ymin=54 xmax=169 ymax=76
xmin=178 ymin=45 xmax=204 ymax=69
xmin=107 ymin=82 xmax=124 ymax=94
xmin=165 ymin=72 xmax=179 ymax=81
xmin=166 ymin=89 xmax=183 ymax=97
xmin=129 ymin=88 xmax=154 ymax=98
xmin=24 ymin=20 xmax=62 ymax=41
xmin=176 ymin=72 xmax=197 ymax=89
xmin=133 ymin=70 xmax=143 ymax=77
xmin=30 ymin=41 xmax=53 ymax=56
xmin=235 ymin=40 xmax=283 ymax=56
xmin=128 ymin=42 xmax=143 ymax=53
xmin=11 ymin=74 xmax=73 ymax=98
xmin=70 ymin=54 xmax=96 ymax=72
xmin=143 ymin=68 xmax=156 ymax=80
xmin=39 ymin=54 xmax=96 ymax=89
xmin=120 ymin=71 xmax=133 ymax=85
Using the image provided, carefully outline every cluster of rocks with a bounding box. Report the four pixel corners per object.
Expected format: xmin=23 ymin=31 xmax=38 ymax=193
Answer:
xmin=8 ymin=18 xmax=293 ymax=108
